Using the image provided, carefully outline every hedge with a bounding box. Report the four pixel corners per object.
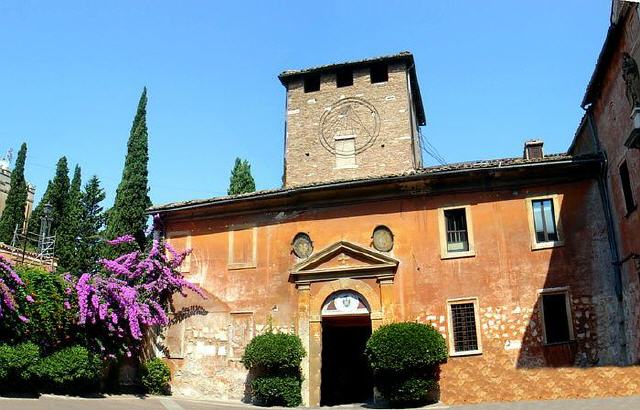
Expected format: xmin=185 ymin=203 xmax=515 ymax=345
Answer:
xmin=27 ymin=345 xmax=103 ymax=393
xmin=0 ymin=342 xmax=40 ymax=385
xmin=141 ymin=358 xmax=171 ymax=395
xmin=365 ymin=322 xmax=447 ymax=406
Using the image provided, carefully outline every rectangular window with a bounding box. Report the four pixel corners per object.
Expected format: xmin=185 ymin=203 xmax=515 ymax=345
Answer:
xmin=541 ymin=292 xmax=572 ymax=344
xmin=620 ymin=160 xmax=636 ymax=214
xmin=336 ymin=68 xmax=353 ymax=88
xmin=444 ymin=208 xmax=469 ymax=252
xmin=370 ymin=63 xmax=388 ymax=83
xmin=532 ymin=199 xmax=558 ymax=243
xmin=304 ymin=73 xmax=320 ymax=93
xmin=335 ymin=135 xmax=356 ymax=168
xmin=447 ymin=298 xmax=482 ymax=356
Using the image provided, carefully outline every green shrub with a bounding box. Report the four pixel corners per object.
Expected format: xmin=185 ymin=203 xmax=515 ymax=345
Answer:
xmin=141 ymin=358 xmax=171 ymax=395
xmin=365 ymin=322 xmax=447 ymax=406
xmin=28 ymin=345 xmax=103 ymax=392
xmin=242 ymin=332 xmax=306 ymax=407
xmin=0 ymin=342 xmax=40 ymax=382
xmin=251 ymin=375 xmax=302 ymax=407
xmin=242 ymin=332 xmax=305 ymax=371
xmin=0 ymin=266 xmax=78 ymax=350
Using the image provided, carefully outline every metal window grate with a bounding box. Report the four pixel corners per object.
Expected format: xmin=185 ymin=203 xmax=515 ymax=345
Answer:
xmin=450 ymin=302 xmax=478 ymax=352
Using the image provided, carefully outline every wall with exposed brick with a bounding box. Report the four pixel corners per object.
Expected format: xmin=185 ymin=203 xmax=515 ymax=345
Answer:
xmin=283 ymin=61 xmax=420 ymax=187
xmin=573 ymin=5 xmax=640 ymax=364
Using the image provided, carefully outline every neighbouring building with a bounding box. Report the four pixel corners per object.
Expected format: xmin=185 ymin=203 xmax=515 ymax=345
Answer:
xmin=571 ymin=0 xmax=640 ymax=365
xmin=0 ymin=157 xmax=35 ymax=232
xmin=151 ymin=19 xmax=640 ymax=406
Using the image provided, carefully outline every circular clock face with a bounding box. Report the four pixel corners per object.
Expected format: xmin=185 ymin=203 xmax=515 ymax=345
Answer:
xmin=319 ymin=97 xmax=380 ymax=155
xmin=372 ymin=225 xmax=394 ymax=252
xmin=292 ymin=233 xmax=313 ymax=259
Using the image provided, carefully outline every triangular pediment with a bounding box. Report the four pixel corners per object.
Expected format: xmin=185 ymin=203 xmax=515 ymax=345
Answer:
xmin=291 ymin=241 xmax=398 ymax=283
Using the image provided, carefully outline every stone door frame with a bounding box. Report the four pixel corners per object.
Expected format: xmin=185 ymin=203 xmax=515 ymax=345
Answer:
xmin=291 ymin=241 xmax=398 ymax=406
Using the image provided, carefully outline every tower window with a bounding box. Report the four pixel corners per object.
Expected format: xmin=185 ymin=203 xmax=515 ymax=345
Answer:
xmin=532 ymin=199 xmax=558 ymax=243
xmin=370 ymin=63 xmax=388 ymax=83
xmin=336 ymin=68 xmax=353 ymax=88
xmin=620 ymin=160 xmax=636 ymax=214
xmin=540 ymin=291 xmax=573 ymax=344
xmin=304 ymin=74 xmax=320 ymax=93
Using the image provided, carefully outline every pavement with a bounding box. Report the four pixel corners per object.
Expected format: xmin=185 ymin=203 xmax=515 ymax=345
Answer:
xmin=1 ymin=395 xmax=640 ymax=410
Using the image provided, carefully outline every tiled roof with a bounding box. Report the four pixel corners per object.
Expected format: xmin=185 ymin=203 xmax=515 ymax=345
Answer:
xmin=149 ymin=153 xmax=590 ymax=214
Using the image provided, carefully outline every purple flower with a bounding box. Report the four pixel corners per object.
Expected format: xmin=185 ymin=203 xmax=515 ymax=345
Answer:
xmin=18 ymin=315 xmax=29 ymax=323
xmin=25 ymin=295 xmax=34 ymax=303
xmin=106 ymin=235 xmax=136 ymax=245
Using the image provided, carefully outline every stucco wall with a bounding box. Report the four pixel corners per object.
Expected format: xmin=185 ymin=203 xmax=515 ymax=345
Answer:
xmin=160 ymin=178 xmax=631 ymax=404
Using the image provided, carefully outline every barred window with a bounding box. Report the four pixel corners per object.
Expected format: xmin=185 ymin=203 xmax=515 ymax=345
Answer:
xmin=448 ymin=300 xmax=480 ymax=354
xmin=444 ymin=208 xmax=469 ymax=252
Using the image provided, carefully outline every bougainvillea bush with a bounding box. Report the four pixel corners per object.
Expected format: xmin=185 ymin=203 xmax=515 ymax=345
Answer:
xmin=64 ymin=235 xmax=205 ymax=359
xmin=0 ymin=255 xmax=30 ymax=323
xmin=0 ymin=266 xmax=76 ymax=350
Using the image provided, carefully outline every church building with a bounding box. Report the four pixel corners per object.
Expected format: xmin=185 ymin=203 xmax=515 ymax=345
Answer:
xmin=151 ymin=49 xmax=640 ymax=405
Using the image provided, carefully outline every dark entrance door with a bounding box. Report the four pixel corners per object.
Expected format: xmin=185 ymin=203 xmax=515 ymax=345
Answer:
xmin=321 ymin=315 xmax=373 ymax=406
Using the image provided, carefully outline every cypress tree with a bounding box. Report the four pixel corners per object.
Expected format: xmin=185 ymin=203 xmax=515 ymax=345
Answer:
xmin=57 ymin=165 xmax=83 ymax=273
xmin=104 ymin=88 xmax=152 ymax=252
xmin=77 ymin=175 xmax=106 ymax=272
xmin=0 ymin=143 xmax=28 ymax=244
xmin=227 ymin=157 xmax=256 ymax=195
xmin=48 ymin=157 xmax=70 ymax=236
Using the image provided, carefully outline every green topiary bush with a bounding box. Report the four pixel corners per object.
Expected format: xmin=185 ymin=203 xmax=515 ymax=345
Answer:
xmin=242 ymin=332 xmax=306 ymax=407
xmin=251 ymin=375 xmax=302 ymax=407
xmin=27 ymin=345 xmax=103 ymax=393
xmin=242 ymin=332 xmax=305 ymax=371
xmin=365 ymin=322 xmax=447 ymax=407
xmin=0 ymin=342 xmax=40 ymax=386
xmin=141 ymin=358 xmax=171 ymax=395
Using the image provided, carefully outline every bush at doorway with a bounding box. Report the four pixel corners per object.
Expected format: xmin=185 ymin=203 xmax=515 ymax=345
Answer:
xmin=365 ymin=322 xmax=447 ymax=407
xmin=242 ymin=332 xmax=306 ymax=407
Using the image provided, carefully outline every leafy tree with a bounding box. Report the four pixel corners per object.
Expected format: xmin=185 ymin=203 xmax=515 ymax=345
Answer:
xmin=104 ymin=88 xmax=151 ymax=253
xmin=228 ymin=157 xmax=256 ymax=195
xmin=57 ymin=165 xmax=83 ymax=273
xmin=0 ymin=143 xmax=28 ymax=244
xmin=77 ymin=175 xmax=106 ymax=272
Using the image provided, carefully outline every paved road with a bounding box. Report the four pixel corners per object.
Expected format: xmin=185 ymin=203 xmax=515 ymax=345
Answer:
xmin=1 ymin=395 xmax=640 ymax=409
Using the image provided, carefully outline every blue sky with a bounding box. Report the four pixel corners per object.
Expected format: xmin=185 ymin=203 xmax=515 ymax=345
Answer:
xmin=0 ymin=1 xmax=611 ymax=207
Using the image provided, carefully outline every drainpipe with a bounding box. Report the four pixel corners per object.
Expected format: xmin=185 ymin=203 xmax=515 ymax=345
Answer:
xmin=585 ymin=105 xmax=629 ymax=364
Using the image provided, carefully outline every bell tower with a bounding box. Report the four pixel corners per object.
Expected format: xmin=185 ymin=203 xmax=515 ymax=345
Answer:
xmin=279 ymin=52 xmax=426 ymax=188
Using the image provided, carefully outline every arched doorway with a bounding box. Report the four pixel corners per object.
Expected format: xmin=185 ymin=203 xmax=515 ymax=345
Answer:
xmin=320 ymin=291 xmax=373 ymax=406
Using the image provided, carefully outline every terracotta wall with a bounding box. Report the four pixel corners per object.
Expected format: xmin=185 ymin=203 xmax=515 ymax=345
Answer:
xmin=161 ymin=178 xmax=634 ymax=404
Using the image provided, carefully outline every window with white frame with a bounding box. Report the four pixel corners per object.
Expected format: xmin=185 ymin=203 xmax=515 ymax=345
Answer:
xmin=539 ymin=290 xmax=574 ymax=344
xmin=526 ymin=195 xmax=563 ymax=250
xmin=447 ymin=298 xmax=482 ymax=356
xmin=438 ymin=205 xmax=476 ymax=259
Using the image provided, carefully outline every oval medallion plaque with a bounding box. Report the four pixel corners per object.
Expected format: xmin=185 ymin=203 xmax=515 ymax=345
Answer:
xmin=292 ymin=233 xmax=313 ymax=259
xmin=372 ymin=225 xmax=394 ymax=252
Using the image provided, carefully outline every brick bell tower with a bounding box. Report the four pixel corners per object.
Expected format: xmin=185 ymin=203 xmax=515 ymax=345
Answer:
xmin=278 ymin=52 xmax=426 ymax=188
